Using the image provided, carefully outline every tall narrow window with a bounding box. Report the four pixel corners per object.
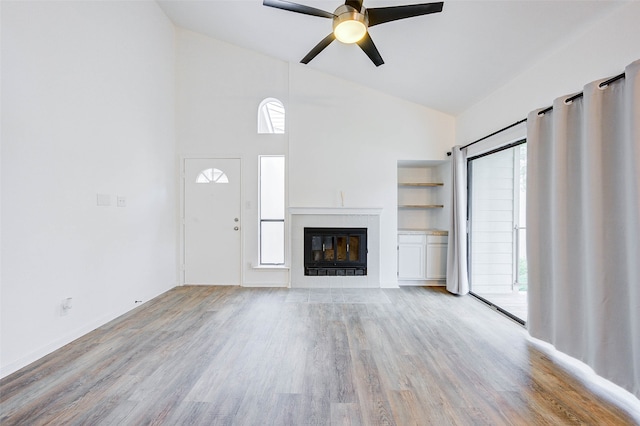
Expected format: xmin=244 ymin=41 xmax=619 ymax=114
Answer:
xmin=259 ymin=156 xmax=285 ymax=264
xmin=258 ymin=98 xmax=285 ymax=134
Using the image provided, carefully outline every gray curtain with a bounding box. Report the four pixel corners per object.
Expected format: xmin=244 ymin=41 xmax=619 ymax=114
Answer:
xmin=446 ymin=146 xmax=469 ymax=295
xmin=527 ymin=59 xmax=640 ymax=398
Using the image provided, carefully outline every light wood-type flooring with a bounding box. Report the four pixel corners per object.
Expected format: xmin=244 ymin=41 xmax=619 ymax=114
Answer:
xmin=1 ymin=286 xmax=637 ymax=425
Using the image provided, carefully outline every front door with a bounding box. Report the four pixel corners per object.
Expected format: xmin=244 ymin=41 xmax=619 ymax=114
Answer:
xmin=184 ymin=158 xmax=241 ymax=285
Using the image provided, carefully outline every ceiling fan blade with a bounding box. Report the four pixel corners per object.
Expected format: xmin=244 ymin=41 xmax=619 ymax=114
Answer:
xmin=301 ymin=33 xmax=336 ymax=64
xmin=357 ymin=32 xmax=384 ymax=67
xmin=367 ymin=2 xmax=444 ymax=27
xmin=345 ymin=0 xmax=363 ymax=11
xmin=263 ymin=0 xmax=335 ymax=19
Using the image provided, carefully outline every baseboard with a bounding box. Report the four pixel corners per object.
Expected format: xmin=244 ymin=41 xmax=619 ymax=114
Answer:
xmin=398 ymin=280 xmax=446 ymax=287
xmin=0 ymin=306 xmax=133 ymax=379
xmin=0 ymin=286 xmax=172 ymax=379
xmin=241 ymin=282 xmax=288 ymax=288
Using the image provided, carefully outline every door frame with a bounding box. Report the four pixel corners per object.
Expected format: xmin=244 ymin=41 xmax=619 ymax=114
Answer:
xmin=179 ymin=155 xmax=243 ymax=286
xmin=466 ymin=139 xmax=527 ymax=325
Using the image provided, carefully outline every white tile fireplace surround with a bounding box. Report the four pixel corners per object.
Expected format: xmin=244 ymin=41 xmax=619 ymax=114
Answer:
xmin=289 ymin=207 xmax=382 ymax=288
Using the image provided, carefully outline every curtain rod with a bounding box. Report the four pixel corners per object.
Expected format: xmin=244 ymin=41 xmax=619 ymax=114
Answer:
xmin=536 ymin=72 xmax=625 ymax=116
xmin=446 ymin=71 xmax=626 ymax=157
xmin=446 ymin=118 xmax=527 ymax=156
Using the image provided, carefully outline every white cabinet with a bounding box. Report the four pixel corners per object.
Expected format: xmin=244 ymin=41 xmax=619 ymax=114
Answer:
xmin=398 ymin=233 xmax=426 ymax=279
xmin=426 ymin=235 xmax=448 ymax=279
xmin=398 ymin=231 xmax=447 ymax=283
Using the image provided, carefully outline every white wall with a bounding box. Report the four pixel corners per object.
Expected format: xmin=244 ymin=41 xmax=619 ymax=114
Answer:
xmin=456 ymin=1 xmax=640 ymax=145
xmin=175 ymin=29 xmax=455 ymax=288
xmin=1 ymin=1 xmax=177 ymax=377
xmin=288 ymin=67 xmax=454 ymax=287
xmin=176 ymin=29 xmax=290 ymax=287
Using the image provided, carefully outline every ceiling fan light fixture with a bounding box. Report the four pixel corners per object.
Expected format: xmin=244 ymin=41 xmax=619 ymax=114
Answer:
xmin=334 ymin=20 xmax=367 ymax=44
xmin=333 ymin=5 xmax=368 ymax=44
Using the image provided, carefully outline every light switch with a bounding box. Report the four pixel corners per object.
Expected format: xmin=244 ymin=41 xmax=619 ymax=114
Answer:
xmin=117 ymin=196 xmax=126 ymax=207
xmin=97 ymin=194 xmax=111 ymax=206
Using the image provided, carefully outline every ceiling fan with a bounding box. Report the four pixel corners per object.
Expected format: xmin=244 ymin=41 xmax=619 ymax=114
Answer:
xmin=263 ymin=0 xmax=444 ymax=67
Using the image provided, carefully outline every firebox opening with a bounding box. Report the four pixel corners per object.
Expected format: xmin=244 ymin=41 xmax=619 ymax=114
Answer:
xmin=304 ymin=227 xmax=367 ymax=276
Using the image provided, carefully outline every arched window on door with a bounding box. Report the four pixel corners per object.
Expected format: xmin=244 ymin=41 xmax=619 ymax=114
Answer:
xmin=258 ymin=98 xmax=285 ymax=134
xmin=195 ymin=168 xmax=229 ymax=184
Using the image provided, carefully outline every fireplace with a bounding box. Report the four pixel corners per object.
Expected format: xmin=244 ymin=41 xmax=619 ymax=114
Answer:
xmin=304 ymin=227 xmax=367 ymax=276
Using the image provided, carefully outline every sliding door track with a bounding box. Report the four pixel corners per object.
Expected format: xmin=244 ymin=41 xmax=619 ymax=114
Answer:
xmin=469 ymin=292 xmax=526 ymax=326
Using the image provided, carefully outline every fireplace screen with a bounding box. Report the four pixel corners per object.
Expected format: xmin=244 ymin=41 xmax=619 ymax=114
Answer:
xmin=304 ymin=228 xmax=367 ymax=276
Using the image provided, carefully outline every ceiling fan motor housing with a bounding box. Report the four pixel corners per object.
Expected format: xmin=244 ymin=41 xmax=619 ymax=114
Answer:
xmin=333 ymin=5 xmax=369 ymax=44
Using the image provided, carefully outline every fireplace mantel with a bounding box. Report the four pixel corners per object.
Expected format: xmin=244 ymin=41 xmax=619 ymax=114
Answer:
xmin=289 ymin=207 xmax=382 ymax=216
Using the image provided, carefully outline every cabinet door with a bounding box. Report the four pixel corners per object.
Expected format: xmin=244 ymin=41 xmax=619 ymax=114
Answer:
xmin=426 ymin=243 xmax=447 ymax=279
xmin=398 ymin=244 xmax=426 ymax=279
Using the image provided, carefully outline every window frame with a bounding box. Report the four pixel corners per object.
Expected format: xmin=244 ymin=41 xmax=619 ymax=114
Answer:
xmin=258 ymin=155 xmax=286 ymax=265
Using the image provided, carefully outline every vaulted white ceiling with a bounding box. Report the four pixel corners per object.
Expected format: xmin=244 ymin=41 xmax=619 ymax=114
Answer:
xmin=157 ymin=0 xmax=624 ymax=115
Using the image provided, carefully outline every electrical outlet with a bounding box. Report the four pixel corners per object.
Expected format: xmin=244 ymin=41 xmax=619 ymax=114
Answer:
xmin=117 ymin=196 xmax=126 ymax=207
xmin=61 ymin=297 xmax=73 ymax=315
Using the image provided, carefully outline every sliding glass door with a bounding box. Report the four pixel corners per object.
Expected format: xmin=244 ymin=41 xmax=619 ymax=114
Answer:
xmin=468 ymin=140 xmax=527 ymax=323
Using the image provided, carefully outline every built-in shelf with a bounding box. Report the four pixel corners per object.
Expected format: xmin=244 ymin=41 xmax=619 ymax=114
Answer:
xmin=398 ymin=182 xmax=444 ymax=187
xmin=398 ymin=204 xmax=444 ymax=209
xmin=397 ymin=161 xmax=450 ymax=284
xmin=398 ymin=183 xmax=444 ymax=209
xmin=397 ymin=160 xmax=449 ymax=231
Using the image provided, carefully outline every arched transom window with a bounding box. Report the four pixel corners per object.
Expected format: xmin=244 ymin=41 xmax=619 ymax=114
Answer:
xmin=258 ymin=98 xmax=285 ymax=134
